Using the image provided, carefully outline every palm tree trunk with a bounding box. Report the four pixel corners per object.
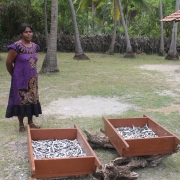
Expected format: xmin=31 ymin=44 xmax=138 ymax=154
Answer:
xmin=106 ymin=0 xmax=117 ymax=55
xmin=86 ymin=7 xmax=89 ymax=34
xmin=159 ymin=0 xmax=165 ymax=56
xmin=44 ymin=0 xmax=48 ymax=51
xmin=92 ymin=1 xmax=95 ymax=34
xmin=27 ymin=0 xmax=31 ymax=23
xmin=117 ymin=0 xmax=135 ymax=58
xmin=39 ymin=0 xmax=59 ymax=73
xmin=165 ymin=0 xmax=180 ymax=60
xmin=68 ymin=0 xmax=89 ymax=60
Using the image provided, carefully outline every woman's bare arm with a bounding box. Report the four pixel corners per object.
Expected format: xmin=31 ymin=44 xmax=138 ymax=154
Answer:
xmin=6 ymin=49 xmax=18 ymax=76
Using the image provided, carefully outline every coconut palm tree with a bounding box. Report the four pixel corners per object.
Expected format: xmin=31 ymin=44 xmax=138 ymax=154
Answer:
xmin=78 ymin=0 xmax=96 ymax=34
xmin=165 ymin=0 xmax=180 ymax=60
xmin=77 ymin=0 xmax=106 ymax=34
xmin=121 ymin=0 xmax=148 ymax=27
xmin=39 ymin=0 xmax=59 ymax=73
xmin=159 ymin=0 xmax=165 ymax=56
xmin=68 ymin=0 xmax=89 ymax=60
xmin=43 ymin=0 xmax=48 ymax=50
xmin=106 ymin=0 xmax=119 ymax=54
xmin=118 ymin=0 xmax=135 ymax=58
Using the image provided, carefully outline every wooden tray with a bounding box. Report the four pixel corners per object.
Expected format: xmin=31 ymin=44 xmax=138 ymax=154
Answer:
xmin=103 ymin=115 xmax=180 ymax=157
xmin=27 ymin=125 xmax=102 ymax=178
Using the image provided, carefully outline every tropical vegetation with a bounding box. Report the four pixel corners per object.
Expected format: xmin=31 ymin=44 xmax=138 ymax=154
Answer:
xmin=0 ymin=0 xmax=178 ymax=39
xmin=0 ymin=0 xmax=180 ymax=63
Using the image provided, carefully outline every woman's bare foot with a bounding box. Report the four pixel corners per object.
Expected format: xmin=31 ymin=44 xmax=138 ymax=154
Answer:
xmin=29 ymin=123 xmax=40 ymax=129
xmin=19 ymin=126 xmax=26 ymax=132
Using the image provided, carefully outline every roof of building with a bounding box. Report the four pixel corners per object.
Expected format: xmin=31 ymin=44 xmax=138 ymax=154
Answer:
xmin=161 ymin=10 xmax=180 ymax=22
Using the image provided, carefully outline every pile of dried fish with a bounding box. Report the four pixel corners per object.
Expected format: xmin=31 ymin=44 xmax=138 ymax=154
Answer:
xmin=32 ymin=139 xmax=86 ymax=159
xmin=116 ymin=124 xmax=158 ymax=139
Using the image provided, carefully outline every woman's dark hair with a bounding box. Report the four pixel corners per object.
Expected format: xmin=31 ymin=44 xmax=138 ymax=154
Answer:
xmin=19 ymin=23 xmax=34 ymax=34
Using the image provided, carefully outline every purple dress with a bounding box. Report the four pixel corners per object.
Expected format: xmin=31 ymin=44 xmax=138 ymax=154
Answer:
xmin=5 ymin=41 xmax=42 ymax=118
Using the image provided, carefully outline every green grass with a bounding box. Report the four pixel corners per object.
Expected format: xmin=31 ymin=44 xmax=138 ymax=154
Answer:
xmin=0 ymin=52 xmax=180 ymax=179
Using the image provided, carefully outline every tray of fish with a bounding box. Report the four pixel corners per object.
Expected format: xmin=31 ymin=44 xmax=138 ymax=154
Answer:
xmin=116 ymin=124 xmax=158 ymax=139
xmin=102 ymin=115 xmax=180 ymax=157
xmin=27 ymin=124 xmax=102 ymax=179
xmin=32 ymin=139 xmax=87 ymax=159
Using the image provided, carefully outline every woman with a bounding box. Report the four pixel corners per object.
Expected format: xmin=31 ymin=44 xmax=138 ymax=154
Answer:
xmin=6 ymin=23 xmax=42 ymax=132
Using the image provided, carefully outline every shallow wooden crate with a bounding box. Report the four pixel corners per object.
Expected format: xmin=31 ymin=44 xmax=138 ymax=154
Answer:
xmin=27 ymin=125 xmax=102 ymax=179
xmin=103 ymin=115 xmax=180 ymax=157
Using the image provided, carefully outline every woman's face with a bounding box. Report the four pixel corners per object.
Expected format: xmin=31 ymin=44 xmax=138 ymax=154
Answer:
xmin=21 ymin=27 xmax=33 ymax=42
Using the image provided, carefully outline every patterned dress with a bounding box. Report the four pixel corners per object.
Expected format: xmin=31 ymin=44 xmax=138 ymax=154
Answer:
xmin=5 ymin=41 xmax=42 ymax=118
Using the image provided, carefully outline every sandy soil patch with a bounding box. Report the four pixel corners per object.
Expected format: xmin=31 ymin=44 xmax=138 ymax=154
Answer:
xmin=139 ymin=64 xmax=180 ymax=72
xmin=139 ymin=64 xmax=180 ymax=82
xmin=43 ymin=96 xmax=137 ymax=118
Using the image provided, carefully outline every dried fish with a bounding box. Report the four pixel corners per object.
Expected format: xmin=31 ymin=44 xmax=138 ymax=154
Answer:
xmin=116 ymin=124 xmax=158 ymax=139
xmin=32 ymin=139 xmax=86 ymax=159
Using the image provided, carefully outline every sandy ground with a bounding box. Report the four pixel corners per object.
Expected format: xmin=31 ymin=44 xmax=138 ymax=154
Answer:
xmin=42 ymin=64 xmax=180 ymax=117
xmin=139 ymin=64 xmax=180 ymax=82
xmin=42 ymin=96 xmax=137 ymax=118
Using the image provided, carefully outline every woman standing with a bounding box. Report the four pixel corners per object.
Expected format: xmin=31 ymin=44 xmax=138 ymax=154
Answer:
xmin=6 ymin=23 xmax=42 ymax=132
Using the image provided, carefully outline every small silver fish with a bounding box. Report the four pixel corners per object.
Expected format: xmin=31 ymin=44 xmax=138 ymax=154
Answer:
xmin=116 ymin=124 xmax=158 ymax=139
xmin=32 ymin=139 xmax=87 ymax=159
